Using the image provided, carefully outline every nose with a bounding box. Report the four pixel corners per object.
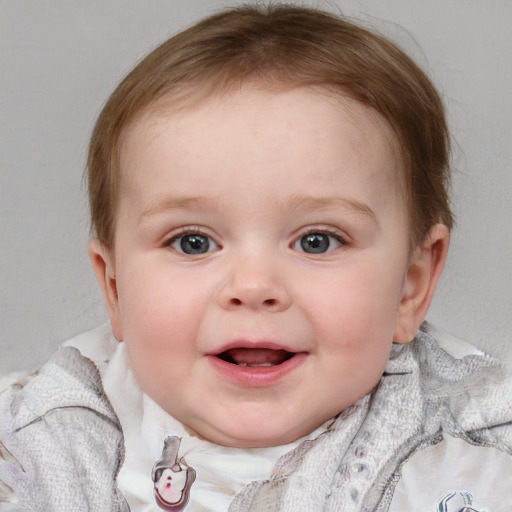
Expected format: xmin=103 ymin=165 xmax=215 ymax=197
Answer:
xmin=217 ymin=256 xmax=291 ymax=312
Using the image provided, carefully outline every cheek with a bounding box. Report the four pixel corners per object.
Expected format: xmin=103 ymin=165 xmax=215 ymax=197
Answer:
xmin=299 ymin=261 xmax=405 ymax=349
xmin=115 ymin=263 xmax=209 ymax=370
xmin=310 ymin=269 xmax=400 ymax=402
xmin=118 ymin=257 xmax=203 ymax=325
xmin=119 ymin=280 xmax=203 ymax=404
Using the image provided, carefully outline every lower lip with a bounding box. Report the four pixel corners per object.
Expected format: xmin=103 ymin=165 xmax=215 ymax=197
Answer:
xmin=206 ymin=352 xmax=307 ymax=387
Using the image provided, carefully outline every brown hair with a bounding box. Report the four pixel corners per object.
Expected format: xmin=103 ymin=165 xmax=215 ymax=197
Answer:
xmin=87 ymin=3 xmax=453 ymax=248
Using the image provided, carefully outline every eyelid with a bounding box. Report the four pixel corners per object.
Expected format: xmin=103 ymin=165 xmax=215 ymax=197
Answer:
xmin=293 ymin=225 xmax=350 ymax=243
xmin=162 ymin=226 xmax=221 ymax=252
xmin=291 ymin=226 xmax=350 ymax=253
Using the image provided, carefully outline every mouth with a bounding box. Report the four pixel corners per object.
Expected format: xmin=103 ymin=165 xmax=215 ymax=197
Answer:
xmin=207 ymin=341 xmax=307 ymax=386
xmin=216 ymin=347 xmax=295 ymax=367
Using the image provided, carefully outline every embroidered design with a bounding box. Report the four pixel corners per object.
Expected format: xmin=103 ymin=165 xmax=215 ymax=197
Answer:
xmin=436 ymin=490 xmax=488 ymax=512
xmin=152 ymin=436 xmax=196 ymax=511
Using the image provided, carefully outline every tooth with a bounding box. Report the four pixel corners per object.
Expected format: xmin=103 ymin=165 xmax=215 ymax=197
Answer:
xmin=235 ymin=362 xmax=277 ymax=367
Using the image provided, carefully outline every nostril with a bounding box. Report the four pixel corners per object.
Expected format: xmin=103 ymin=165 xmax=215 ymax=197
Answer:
xmin=228 ymin=297 xmax=278 ymax=307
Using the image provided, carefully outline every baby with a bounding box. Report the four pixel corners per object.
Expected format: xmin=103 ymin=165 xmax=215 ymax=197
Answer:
xmin=1 ymin=4 xmax=511 ymax=512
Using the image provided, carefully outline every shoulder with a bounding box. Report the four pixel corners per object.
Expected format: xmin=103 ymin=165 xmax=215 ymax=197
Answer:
xmin=387 ymin=324 xmax=512 ymax=511
xmin=62 ymin=322 xmax=119 ymax=370
xmin=0 ymin=322 xmax=116 ymax=394
xmin=0 ymin=323 xmax=119 ymax=432
xmin=414 ymin=323 xmax=512 ymax=434
xmin=421 ymin=321 xmax=488 ymax=359
xmin=0 ymin=326 xmax=127 ymax=511
xmin=0 ymin=344 xmax=117 ymax=430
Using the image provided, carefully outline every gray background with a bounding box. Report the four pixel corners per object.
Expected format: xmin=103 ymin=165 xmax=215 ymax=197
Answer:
xmin=1 ymin=0 xmax=511 ymax=375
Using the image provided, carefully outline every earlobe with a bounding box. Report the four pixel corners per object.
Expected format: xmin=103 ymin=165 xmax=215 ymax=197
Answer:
xmin=88 ymin=239 xmax=124 ymax=341
xmin=393 ymin=224 xmax=450 ymax=344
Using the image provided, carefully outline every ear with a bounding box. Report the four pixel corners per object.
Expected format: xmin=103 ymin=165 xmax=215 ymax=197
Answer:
xmin=88 ymin=239 xmax=124 ymax=341
xmin=393 ymin=224 xmax=450 ymax=344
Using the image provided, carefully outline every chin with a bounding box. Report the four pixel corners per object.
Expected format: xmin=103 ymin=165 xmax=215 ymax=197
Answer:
xmin=199 ymin=420 xmax=313 ymax=448
xmin=218 ymin=434 xmax=297 ymax=449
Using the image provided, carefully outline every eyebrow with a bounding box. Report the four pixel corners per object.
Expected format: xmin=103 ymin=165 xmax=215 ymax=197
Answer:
xmin=281 ymin=194 xmax=377 ymax=223
xmin=138 ymin=196 xmax=209 ymax=224
xmin=138 ymin=193 xmax=377 ymax=224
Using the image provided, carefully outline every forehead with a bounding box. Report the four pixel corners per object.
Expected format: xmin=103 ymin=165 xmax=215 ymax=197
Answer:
xmin=117 ymin=86 xmax=405 ymax=215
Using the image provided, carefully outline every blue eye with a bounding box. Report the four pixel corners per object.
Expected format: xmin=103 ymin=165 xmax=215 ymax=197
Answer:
xmin=294 ymin=232 xmax=342 ymax=254
xmin=171 ymin=233 xmax=218 ymax=255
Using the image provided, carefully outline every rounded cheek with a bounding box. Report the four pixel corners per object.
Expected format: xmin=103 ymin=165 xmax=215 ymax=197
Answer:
xmin=306 ymin=285 xmax=397 ymax=351
xmin=120 ymin=262 xmax=203 ymax=334
xmin=300 ymin=271 xmax=398 ymax=400
xmin=317 ymin=338 xmax=392 ymax=419
xmin=123 ymin=330 xmax=199 ymax=419
xmin=117 ymin=277 xmax=206 ymax=394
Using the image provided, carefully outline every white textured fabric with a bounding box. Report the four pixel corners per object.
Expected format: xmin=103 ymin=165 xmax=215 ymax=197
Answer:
xmin=389 ymin=435 xmax=512 ymax=511
xmin=0 ymin=346 xmax=128 ymax=512
xmin=423 ymin=321 xmax=486 ymax=359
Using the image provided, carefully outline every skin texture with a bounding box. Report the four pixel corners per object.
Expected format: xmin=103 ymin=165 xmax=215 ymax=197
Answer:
xmin=90 ymin=87 xmax=449 ymax=447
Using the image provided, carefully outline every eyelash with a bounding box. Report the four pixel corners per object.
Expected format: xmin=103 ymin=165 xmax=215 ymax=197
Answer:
xmin=161 ymin=226 xmax=349 ymax=255
xmin=292 ymin=227 xmax=349 ymax=252
xmin=162 ymin=227 xmax=219 ymax=247
xmin=296 ymin=227 xmax=348 ymax=242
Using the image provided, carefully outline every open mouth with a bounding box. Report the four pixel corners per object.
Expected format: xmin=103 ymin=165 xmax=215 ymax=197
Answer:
xmin=216 ymin=347 xmax=295 ymax=367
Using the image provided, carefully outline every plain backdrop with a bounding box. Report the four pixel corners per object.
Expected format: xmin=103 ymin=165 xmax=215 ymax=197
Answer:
xmin=1 ymin=0 xmax=511 ymax=375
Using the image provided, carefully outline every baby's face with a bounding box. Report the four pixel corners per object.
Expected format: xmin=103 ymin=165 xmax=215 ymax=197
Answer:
xmin=107 ymin=87 xmax=412 ymax=447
